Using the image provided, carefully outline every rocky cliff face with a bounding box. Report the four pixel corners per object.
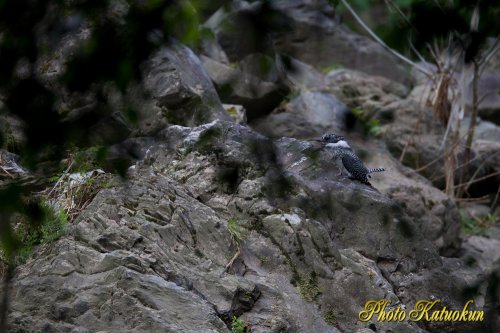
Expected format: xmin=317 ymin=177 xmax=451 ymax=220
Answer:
xmin=2 ymin=1 xmax=500 ymax=333
xmin=3 ymin=120 xmax=492 ymax=333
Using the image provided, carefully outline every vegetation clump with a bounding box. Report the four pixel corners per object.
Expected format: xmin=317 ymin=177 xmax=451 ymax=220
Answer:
xmin=231 ymin=316 xmax=246 ymax=333
xmin=298 ymin=272 xmax=321 ymax=302
xmin=323 ymin=309 xmax=337 ymax=326
xmin=461 ymin=213 xmax=499 ymax=236
xmin=351 ymin=107 xmax=381 ymax=137
xmin=227 ymin=218 xmax=247 ymax=246
xmin=10 ymin=200 xmax=68 ymax=265
xmin=43 ymin=150 xmax=112 ymax=222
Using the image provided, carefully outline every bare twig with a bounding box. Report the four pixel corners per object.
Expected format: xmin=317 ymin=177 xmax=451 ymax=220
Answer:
xmin=444 ymin=125 xmax=459 ymax=196
xmin=414 ymin=130 xmax=470 ymax=173
xmin=454 ymin=195 xmax=490 ymax=203
xmin=430 ymin=0 xmax=443 ymax=10
xmin=462 ymin=148 xmax=499 ymax=175
xmin=47 ymin=160 xmax=74 ymax=197
xmin=338 ymin=0 xmax=433 ymax=77
xmin=470 ymin=5 xmax=479 ymax=32
xmin=457 ymin=61 xmax=479 ymax=197
xmin=452 ymin=170 xmax=500 ymax=190
xmin=384 ymin=0 xmax=413 ymax=28
xmin=222 ymin=248 xmax=241 ymax=276
xmin=425 ymin=148 xmax=499 ymax=185
xmin=0 ymin=166 xmax=13 ymax=178
xmin=491 ymin=183 xmax=500 ymax=210
xmin=409 ymin=39 xmax=428 ymax=64
xmin=478 ymin=90 xmax=500 ymax=105
xmin=478 ymin=34 xmax=500 ymax=71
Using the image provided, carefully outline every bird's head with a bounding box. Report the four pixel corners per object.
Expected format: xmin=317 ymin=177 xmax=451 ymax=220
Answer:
xmin=309 ymin=133 xmax=350 ymax=150
xmin=320 ymin=133 xmax=345 ymax=143
xmin=319 ymin=133 xmax=351 ymax=150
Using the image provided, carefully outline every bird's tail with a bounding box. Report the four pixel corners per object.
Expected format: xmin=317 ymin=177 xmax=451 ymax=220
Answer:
xmin=367 ymin=167 xmax=385 ymax=174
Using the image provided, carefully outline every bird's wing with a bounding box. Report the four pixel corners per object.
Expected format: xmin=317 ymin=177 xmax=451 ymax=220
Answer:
xmin=341 ymin=153 xmax=368 ymax=178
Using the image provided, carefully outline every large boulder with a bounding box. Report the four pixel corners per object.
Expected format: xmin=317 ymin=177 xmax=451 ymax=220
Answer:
xmin=251 ymin=90 xmax=355 ymax=139
xmin=200 ymin=54 xmax=287 ymax=119
xmin=4 ymin=121 xmax=490 ymax=333
xmin=325 ymin=69 xmax=410 ymax=109
xmin=203 ymin=1 xmax=412 ymax=85
xmin=142 ymin=43 xmax=232 ymax=126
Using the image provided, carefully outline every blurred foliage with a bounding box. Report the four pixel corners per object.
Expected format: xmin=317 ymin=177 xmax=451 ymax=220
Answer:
xmin=8 ymin=200 xmax=68 ymax=266
xmin=351 ymin=107 xmax=381 ymax=136
xmin=461 ymin=213 xmax=499 ymax=236
xmin=0 ymin=198 xmax=67 ymax=266
xmin=0 ymin=1 xmax=214 ymax=325
xmin=0 ymin=0 xmax=212 ymax=271
xmin=67 ymin=145 xmax=108 ymax=173
xmin=0 ymin=0 xmax=214 ymax=166
xmin=334 ymin=0 xmax=500 ymax=58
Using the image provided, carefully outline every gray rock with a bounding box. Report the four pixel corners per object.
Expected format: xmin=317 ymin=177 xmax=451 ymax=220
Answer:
xmin=200 ymin=30 xmax=231 ymax=65
xmin=285 ymin=57 xmax=326 ymax=90
xmin=462 ymin=117 xmax=500 ymax=142
xmin=200 ymin=55 xmax=287 ymax=119
xmin=239 ymin=53 xmax=282 ymax=82
xmin=325 ymin=68 xmax=409 ymax=114
xmin=459 ymin=233 xmax=500 ymax=333
xmin=271 ymin=0 xmax=412 ymax=85
xmin=203 ymin=1 xmax=411 ymax=85
xmin=471 ymin=139 xmax=500 ymax=191
xmin=370 ymin=148 xmax=462 ymax=256
xmin=145 ymin=121 xmax=484 ymax=332
xmin=35 ymin=27 xmax=227 ymax=142
xmin=142 ymin=42 xmax=231 ymax=126
xmin=251 ymin=90 xmax=354 ymax=138
xmin=7 ymin=179 xmax=233 ymax=332
xmin=462 ymin=236 xmax=500 ymax=274
xmin=202 ymin=2 xmax=283 ymax=62
xmin=106 ymin=137 xmax=155 ymax=173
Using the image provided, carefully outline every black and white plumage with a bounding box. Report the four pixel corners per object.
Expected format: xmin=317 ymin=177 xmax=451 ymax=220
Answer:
xmin=318 ymin=133 xmax=385 ymax=185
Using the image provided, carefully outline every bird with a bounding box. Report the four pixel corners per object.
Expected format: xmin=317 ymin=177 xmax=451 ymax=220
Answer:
xmin=315 ymin=133 xmax=385 ymax=185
